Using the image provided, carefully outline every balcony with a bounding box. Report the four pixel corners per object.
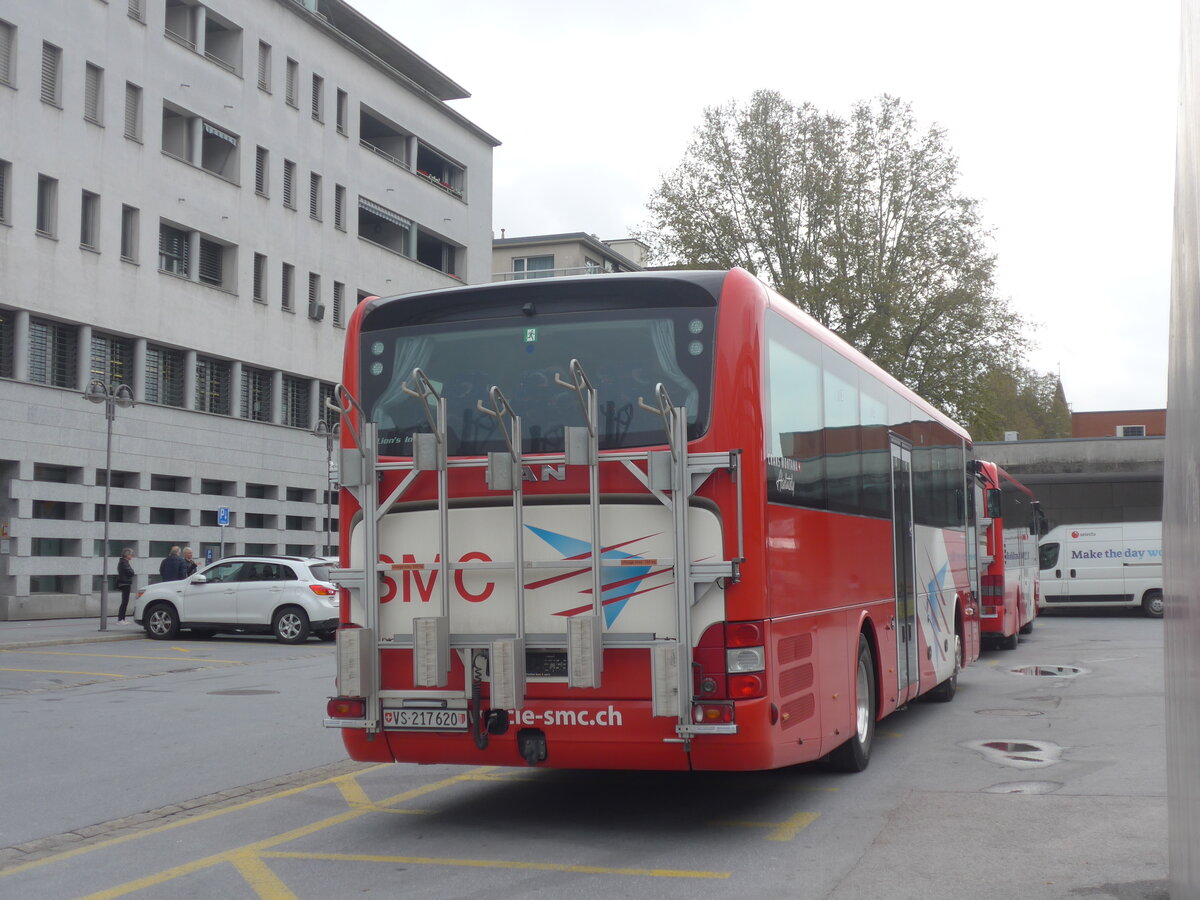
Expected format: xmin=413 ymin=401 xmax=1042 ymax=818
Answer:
xmin=492 ymin=265 xmax=606 ymax=282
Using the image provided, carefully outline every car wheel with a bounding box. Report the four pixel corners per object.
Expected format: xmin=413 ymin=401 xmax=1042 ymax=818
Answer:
xmin=825 ymin=634 xmax=876 ymax=772
xmin=144 ymin=604 xmax=180 ymax=640
xmin=317 ymin=629 xmax=336 ymax=642
xmin=1142 ymin=590 xmax=1164 ymax=618
xmin=273 ymin=607 xmax=310 ymax=644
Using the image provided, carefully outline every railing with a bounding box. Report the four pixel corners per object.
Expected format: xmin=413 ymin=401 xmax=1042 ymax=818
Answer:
xmin=359 ymin=140 xmax=410 ymax=171
xmin=164 ymin=28 xmax=196 ymax=51
xmin=204 ymin=50 xmax=237 ymax=74
xmin=414 ymin=169 xmax=464 ymax=201
xmin=492 ymin=266 xmax=609 ymax=282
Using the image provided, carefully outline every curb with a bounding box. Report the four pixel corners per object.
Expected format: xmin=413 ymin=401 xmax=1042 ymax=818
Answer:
xmin=0 ymin=633 xmax=146 ymax=651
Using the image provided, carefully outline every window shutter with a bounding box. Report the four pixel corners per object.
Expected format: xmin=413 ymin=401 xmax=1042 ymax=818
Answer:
xmin=198 ymin=239 xmax=223 ymax=286
xmin=124 ymin=83 xmax=141 ymax=139
xmin=84 ymin=64 xmax=101 ymax=123
xmin=0 ymin=23 xmax=13 ymax=86
xmin=41 ymin=43 xmax=60 ymax=104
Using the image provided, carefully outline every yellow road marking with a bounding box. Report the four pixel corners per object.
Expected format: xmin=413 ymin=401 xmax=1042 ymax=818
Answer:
xmin=0 ymin=763 xmax=388 ymax=880
xmin=712 ymin=810 xmax=820 ymax=841
xmin=0 ymin=668 xmax=124 ymax=678
xmin=229 ymin=852 xmax=300 ymax=900
xmin=0 ymin=650 xmax=240 ymax=663
xmin=171 ymin=647 xmax=192 ymax=653
xmin=878 ymin=730 xmax=903 ymax=738
xmin=261 ymin=851 xmax=730 ymax=879
xmin=73 ymin=766 xmax=500 ymax=899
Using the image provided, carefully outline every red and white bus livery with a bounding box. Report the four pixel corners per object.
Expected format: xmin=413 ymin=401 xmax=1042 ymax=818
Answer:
xmin=325 ymin=268 xmax=981 ymax=772
xmin=972 ymin=460 xmax=1043 ymax=649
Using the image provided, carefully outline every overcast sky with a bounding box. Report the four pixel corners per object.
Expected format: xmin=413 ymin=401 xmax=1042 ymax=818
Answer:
xmin=352 ymin=1 xmax=1179 ymax=414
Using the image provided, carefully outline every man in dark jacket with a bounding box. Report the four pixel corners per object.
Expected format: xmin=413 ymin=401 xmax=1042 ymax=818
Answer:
xmin=159 ymin=546 xmax=188 ymax=582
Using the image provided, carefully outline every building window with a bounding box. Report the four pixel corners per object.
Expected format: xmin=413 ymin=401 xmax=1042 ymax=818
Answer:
xmin=358 ymin=195 xmax=411 ymax=256
xmin=0 ymin=307 xmax=15 ymax=379
xmin=309 ymin=172 xmax=322 ymax=220
xmin=416 ymin=143 xmax=465 ymax=199
xmin=162 ymin=104 xmax=239 ymax=181
xmin=0 ymin=159 xmax=10 ymax=226
xmin=36 ymin=174 xmax=58 ymax=237
xmin=124 ymin=82 xmax=142 ymax=141
xmin=84 ymin=62 xmax=103 ymax=124
xmin=196 ymin=355 xmax=232 ymax=414
xmin=307 ymin=273 xmax=322 ymax=320
xmin=255 ymin=146 xmax=268 ymax=196
xmin=0 ymin=20 xmax=14 ymax=88
xmin=282 ymin=159 xmax=295 ymax=208
xmin=120 ymin=205 xmax=138 ymax=262
xmin=332 ymin=281 xmax=344 ymax=327
xmin=80 ymin=190 xmax=99 ymax=250
xmin=336 ymin=88 xmax=347 ymax=134
xmin=241 ymin=366 xmax=272 ymax=421
xmin=333 ymin=184 xmax=346 ymax=231
xmin=158 ymin=223 xmax=189 ymax=275
xmin=201 ymin=9 xmax=242 ymax=75
xmin=513 ymin=256 xmax=555 ymax=279
xmin=91 ymin=332 xmax=133 ymax=386
xmin=311 ymin=73 xmax=323 ymax=121
xmin=28 ymin=318 xmax=77 ymax=388
xmin=41 ymin=42 xmax=62 ymax=106
xmin=281 ymin=375 xmax=309 ymax=428
xmin=285 ymin=57 xmax=297 ymax=107
xmin=200 ymin=121 xmax=238 ymax=180
xmin=145 ymin=344 xmax=185 ymax=406
xmin=256 ymin=40 xmax=271 ymax=92
xmin=281 ymin=262 xmax=294 ymax=311
xmin=127 ymin=0 xmax=144 ymax=23
xmin=197 ymin=237 xmax=228 ymax=287
xmin=253 ymin=252 xmax=267 ymax=302
xmin=318 ymin=381 xmax=337 ymax=427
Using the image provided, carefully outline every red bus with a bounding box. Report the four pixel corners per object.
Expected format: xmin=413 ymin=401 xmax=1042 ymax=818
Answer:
xmin=973 ymin=460 xmax=1043 ymax=649
xmin=324 ymin=268 xmax=981 ymax=772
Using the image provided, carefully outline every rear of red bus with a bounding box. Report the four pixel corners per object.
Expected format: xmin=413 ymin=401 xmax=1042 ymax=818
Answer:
xmin=975 ymin=460 xmax=1041 ymax=648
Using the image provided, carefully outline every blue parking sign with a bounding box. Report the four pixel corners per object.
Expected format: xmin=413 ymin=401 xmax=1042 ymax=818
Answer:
xmin=217 ymin=506 xmax=230 ymax=527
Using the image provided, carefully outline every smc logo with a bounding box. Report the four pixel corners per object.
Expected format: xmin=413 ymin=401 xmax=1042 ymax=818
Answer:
xmin=378 ymin=552 xmax=495 ymax=604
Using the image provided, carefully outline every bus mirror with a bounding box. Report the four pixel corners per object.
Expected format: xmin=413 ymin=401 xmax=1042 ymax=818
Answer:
xmin=986 ymin=489 xmax=1002 ymax=519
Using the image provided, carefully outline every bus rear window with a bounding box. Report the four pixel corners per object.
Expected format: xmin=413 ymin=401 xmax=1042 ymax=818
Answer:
xmin=361 ymin=307 xmax=714 ymax=456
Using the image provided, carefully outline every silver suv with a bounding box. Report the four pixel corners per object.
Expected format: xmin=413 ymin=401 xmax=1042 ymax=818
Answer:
xmin=133 ymin=556 xmax=339 ymax=644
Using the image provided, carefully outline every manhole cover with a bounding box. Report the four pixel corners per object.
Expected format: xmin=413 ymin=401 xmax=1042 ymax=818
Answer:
xmin=982 ymin=781 xmax=1063 ymax=795
xmin=963 ymin=739 xmax=1063 ymax=768
xmin=1010 ymin=665 xmax=1088 ymax=677
xmin=975 ymin=709 xmax=1043 ymax=717
xmin=207 ymin=689 xmax=279 ymax=696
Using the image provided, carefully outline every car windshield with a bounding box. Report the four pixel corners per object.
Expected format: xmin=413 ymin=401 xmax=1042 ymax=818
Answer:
xmin=1039 ymin=542 xmax=1060 ymax=570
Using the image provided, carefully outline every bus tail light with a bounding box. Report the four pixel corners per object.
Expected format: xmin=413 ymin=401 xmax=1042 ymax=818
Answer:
xmin=692 ymin=702 xmax=734 ymax=724
xmin=981 ymin=574 xmax=1004 ymax=600
xmin=725 ymin=620 xmax=766 ymax=699
xmin=327 ymin=697 xmax=366 ymax=719
xmin=728 ymin=673 xmax=765 ymax=698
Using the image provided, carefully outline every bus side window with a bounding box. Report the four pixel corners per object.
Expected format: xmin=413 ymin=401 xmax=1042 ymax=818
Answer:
xmin=986 ymin=488 xmax=1002 ymax=519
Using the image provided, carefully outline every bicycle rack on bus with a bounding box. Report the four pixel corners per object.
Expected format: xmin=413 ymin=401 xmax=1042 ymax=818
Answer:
xmin=328 ymin=360 xmax=743 ymax=744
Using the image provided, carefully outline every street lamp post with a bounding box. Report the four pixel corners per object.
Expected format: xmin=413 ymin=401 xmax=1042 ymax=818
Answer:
xmin=84 ymin=380 xmax=135 ymax=632
xmin=312 ymin=419 xmax=340 ymax=557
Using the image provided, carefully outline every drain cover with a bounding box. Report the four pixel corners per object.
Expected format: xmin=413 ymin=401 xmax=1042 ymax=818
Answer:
xmin=207 ymin=689 xmax=279 ymax=696
xmin=963 ymin=738 xmax=1063 ymax=768
xmin=1010 ymin=665 xmax=1088 ymax=677
xmin=975 ymin=708 xmax=1043 ymax=717
xmin=982 ymin=781 xmax=1063 ymax=795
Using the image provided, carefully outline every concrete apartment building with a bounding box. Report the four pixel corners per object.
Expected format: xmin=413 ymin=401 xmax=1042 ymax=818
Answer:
xmin=492 ymin=233 xmax=647 ymax=281
xmin=0 ymin=0 xmax=497 ymax=618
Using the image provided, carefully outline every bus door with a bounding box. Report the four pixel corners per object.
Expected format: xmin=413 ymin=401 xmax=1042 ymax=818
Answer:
xmin=891 ymin=438 xmax=919 ymax=702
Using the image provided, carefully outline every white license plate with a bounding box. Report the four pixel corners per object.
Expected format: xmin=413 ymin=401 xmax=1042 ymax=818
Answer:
xmin=382 ymin=708 xmax=468 ymax=731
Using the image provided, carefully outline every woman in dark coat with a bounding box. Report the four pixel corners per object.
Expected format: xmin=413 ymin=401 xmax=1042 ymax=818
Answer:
xmin=117 ymin=548 xmax=135 ymax=623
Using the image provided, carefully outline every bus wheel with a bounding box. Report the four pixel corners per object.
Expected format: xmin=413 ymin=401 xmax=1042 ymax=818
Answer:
xmin=1019 ymin=617 xmax=1033 ymax=635
xmin=1142 ymin=590 xmax=1164 ymax=619
xmin=825 ymin=635 xmax=876 ymax=772
xmin=927 ymin=633 xmax=961 ymax=703
xmin=998 ymin=630 xmax=1019 ymax=651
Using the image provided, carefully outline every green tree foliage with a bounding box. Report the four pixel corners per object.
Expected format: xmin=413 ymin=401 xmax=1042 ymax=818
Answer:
xmin=639 ymin=90 xmax=1034 ymax=425
xmin=967 ymin=367 xmax=1072 ymax=441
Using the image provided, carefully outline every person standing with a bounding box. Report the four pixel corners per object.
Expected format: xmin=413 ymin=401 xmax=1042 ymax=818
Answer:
xmin=182 ymin=546 xmax=198 ymax=578
xmin=159 ymin=545 xmax=188 ymax=582
xmin=116 ymin=548 xmax=136 ymax=623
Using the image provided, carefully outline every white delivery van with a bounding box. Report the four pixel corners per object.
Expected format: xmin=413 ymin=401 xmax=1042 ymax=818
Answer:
xmin=1038 ymin=522 xmax=1163 ymax=617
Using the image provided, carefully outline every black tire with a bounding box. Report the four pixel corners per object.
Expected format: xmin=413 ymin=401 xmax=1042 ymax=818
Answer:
xmin=273 ymin=607 xmax=310 ymax=644
xmin=1019 ymin=618 xmax=1034 ymax=636
xmin=1142 ymin=589 xmax=1164 ymax=619
xmin=825 ymin=635 xmax=876 ymax=772
xmin=317 ymin=629 xmax=336 ymax=642
xmin=997 ymin=629 xmax=1019 ymax=651
xmin=927 ymin=632 xmax=961 ymax=703
xmin=144 ymin=603 xmax=180 ymax=640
